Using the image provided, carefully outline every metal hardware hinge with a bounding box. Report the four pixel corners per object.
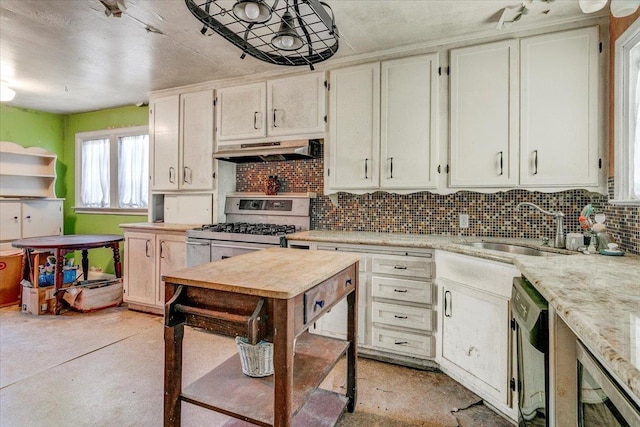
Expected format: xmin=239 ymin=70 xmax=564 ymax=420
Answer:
xmin=510 ymin=318 xmax=516 ymax=331
xmin=327 ymin=168 xmax=330 ymax=176
xmin=446 ymin=164 xmax=450 ymax=173
xmin=324 ymin=80 xmax=330 ymax=90
xmin=510 ymin=378 xmax=517 ymax=392
xmin=599 ymin=42 xmax=602 ymax=53
xmin=324 ymin=115 xmax=327 ymax=123
xmin=438 ymin=66 xmax=450 ymax=75
xmin=212 ymin=172 xmax=216 ymax=179
xmin=213 ymin=97 xmax=217 ymax=106
xmin=599 ymin=158 xmax=602 ymax=169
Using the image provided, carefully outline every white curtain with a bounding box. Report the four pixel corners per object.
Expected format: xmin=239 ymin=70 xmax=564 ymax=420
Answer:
xmin=81 ymin=138 xmax=110 ymax=207
xmin=118 ymin=134 xmax=149 ymax=208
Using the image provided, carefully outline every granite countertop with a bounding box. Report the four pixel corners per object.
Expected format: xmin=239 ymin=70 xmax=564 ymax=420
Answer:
xmin=119 ymin=222 xmax=200 ymax=232
xmin=287 ymin=230 xmax=640 ymax=404
xmin=163 ymin=247 xmax=360 ymax=299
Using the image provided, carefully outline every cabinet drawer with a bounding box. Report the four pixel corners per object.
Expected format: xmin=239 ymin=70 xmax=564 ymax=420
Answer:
xmin=317 ymin=245 xmax=368 ymax=272
xmin=372 ymin=326 xmax=434 ymax=358
xmin=372 ymin=255 xmax=432 ymax=279
xmin=304 ymin=265 xmax=356 ymax=324
xmin=372 ymin=276 xmax=432 ymax=304
xmin=371 ymin=301 xmax=432 ymax=331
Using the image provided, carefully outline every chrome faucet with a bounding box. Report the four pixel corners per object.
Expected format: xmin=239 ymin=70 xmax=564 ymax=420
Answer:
xmin=516 ymin=202 xmax=565 ymax=249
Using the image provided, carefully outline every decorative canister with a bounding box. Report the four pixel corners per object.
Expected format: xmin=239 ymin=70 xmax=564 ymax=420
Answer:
xmin=265 ymin=175 xmax=280 ymax=195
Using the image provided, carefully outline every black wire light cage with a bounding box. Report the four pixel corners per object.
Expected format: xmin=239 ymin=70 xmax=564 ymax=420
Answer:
xmin=185 ymin=0 xmax=339 ymax=69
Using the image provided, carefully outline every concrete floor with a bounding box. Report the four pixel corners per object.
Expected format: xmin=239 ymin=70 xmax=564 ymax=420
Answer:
xmin=0 ymin=305 xmax=514 ymax=427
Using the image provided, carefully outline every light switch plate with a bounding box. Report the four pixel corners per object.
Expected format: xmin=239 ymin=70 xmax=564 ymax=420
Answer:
xmin=459 ymin=214 xmax=470 ymax=229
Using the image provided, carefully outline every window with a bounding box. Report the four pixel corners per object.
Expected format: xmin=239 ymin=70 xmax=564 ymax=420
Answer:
xmin=614 ymin=19 xmax=640 ymax=204
xmin=75 ymin=126 xmax=149 ymax=214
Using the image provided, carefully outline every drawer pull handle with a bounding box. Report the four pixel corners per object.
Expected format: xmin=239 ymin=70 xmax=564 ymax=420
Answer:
xmin=394 ymin=315 xmax=408 ymax=319
xmin=394 ymin=341 xmax=408 ymax=345
xmin=393 ymin=265 xmax=407 ymax=270
xmin=345 ymin=278 xmax=353 ymax=287
xmin=444 ymin=290 xmax=452 ymax=318
xmin=314 ymin=300 xmax=325 ymax=311
xmin=393 ymin=289 xmax=408 ymax=293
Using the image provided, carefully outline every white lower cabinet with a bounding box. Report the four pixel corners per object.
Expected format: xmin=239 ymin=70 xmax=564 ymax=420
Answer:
xmin=0 ymin=199 xmax=63 ymax=250
xmin=436 ymin=250 xmax=519 ymax=421
xmin=122 ymin=229 xmax=186 ymax=314
xmin=293 ymin=241 xmax=436 ymax=367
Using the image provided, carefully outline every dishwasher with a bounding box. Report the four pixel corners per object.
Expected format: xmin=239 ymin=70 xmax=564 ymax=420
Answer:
xmin=512 ymin=276 xmax=549 ymax=427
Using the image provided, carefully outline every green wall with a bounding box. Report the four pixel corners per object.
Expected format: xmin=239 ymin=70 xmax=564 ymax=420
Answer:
xmin=0 ymin=104 xmax=149 ymax=273
xmin=0 ymin=105 xmax=66 ymax=197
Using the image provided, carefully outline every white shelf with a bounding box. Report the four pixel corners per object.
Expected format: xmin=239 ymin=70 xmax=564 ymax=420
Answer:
xmin=0 ymin=141 xmax=57 ymax=198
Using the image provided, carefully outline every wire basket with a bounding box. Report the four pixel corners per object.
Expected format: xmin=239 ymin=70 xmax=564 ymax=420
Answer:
xmin=235 ymin=336 xmax=274 ymax=377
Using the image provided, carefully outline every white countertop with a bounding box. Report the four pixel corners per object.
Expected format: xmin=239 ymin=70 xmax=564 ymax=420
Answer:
xmin=287 ymin=230 xmax=640 ymax=404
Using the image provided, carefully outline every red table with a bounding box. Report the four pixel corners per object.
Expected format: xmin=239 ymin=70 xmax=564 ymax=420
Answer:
xmin=12 ymin=234 xmax=123 ymax=314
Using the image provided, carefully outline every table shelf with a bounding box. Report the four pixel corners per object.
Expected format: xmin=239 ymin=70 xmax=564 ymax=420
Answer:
xmin=181 ymin=332 xmax=348 ymax=426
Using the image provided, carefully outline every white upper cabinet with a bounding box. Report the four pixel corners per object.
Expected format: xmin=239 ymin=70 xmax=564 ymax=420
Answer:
xmin=150 ymin=90 xmax=214 ymax=191
xmin=381 ymin=54 xmax=439 ymax=189
xmin=216 ymin=72 xmax=326 ymax=146
xmin=519 ymin=27 xmax=600 ymax=187
xmin=328 ymin=62 xmax=381 ymax=190
xmin=327 ymin=55 xmax=439 ymax=193
xmin=216 ymin=83 xmax=267 ymax=143
xmin=449 ymin=26 xmax=601 ymax=190
xmin=180 ymin=90 xmax=215 ymax=190
xmin=150 ymin=95 xmax=180 ymax=191
xmin=267 ymin=72 xmax=326 ymax=137
xmin=450 ymin=40 xmax=519 ymax=187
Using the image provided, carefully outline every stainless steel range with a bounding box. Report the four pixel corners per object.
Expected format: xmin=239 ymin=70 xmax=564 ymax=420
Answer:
xmin=185 ymin=194 xmax=311 ymax=266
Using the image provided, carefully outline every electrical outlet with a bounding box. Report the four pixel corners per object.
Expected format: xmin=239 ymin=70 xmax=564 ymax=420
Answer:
xmin=459 ymin=214 xmax=470 ymax=229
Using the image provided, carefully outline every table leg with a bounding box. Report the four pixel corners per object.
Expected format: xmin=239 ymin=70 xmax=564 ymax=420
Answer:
xmin=81 ymin=249 xmax=89 ymax=281
xmin=20 ymin=249 xmax=30 ymax=283
xmin=54 ymin=249 xmax=65 ymax=315
xmin=112 ymin=242 xmax=122 ymax=278
xmin=346 ymin=283 xmax=358 ymax=412
xmin=164 ymin=323 xmax=184 ymax=427
xmin=272 ymin=298 xmax=295 ymax=427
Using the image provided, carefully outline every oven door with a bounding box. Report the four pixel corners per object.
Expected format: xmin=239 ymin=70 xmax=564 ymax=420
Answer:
xmin=210 ymin=241 xmax=276 ymax=261
xmin=186 ymin=238 xmax=212 ymax=267
xmin=577 ymin=341 xmax=640 ymax=427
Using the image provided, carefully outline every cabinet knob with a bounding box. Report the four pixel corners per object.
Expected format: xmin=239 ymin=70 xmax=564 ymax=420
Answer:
xmin=314 ymin=300 xmax=325 ymax=311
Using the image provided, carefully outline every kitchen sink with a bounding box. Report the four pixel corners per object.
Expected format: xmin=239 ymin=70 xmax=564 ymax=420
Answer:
xmin=460 ymin=242 xmax=562 ymax=256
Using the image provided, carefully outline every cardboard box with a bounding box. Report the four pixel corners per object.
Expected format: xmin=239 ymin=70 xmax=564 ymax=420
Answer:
xmin=21 ymin=286 xmax=56 ymax=315
xmin=0 ymin=250 xmax=23 ymax=307
xmin=62 ymin=279 xmax=123 ymax=312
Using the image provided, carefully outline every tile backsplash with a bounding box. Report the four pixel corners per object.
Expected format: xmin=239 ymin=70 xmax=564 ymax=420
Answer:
xmin=236 ymin=146 xmax=639 ymax=255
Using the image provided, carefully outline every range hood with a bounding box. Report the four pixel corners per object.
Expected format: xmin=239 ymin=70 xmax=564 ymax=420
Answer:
xmin=212 ymin=139 xmax=320 ymax=163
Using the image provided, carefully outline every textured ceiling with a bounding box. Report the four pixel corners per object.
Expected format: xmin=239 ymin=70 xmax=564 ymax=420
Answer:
xmin=0 ymin=0 xmax=605 ymax=114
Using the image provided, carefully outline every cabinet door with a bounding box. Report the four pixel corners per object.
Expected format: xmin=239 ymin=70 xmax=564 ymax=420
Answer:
xmin=181 ymin=90 xmax=214 ymax=190
xmin=216 ymin=83 xmax=266 ymax=143
xmin=150 ymin=95 xmax=180 ymax=190
xmin=267 ymin=72 xmax=326 ymax=137
xmin=123 ymin=233 xmax=156 ymax=305
xmin=520 ymin=27 xmax=599 ymax=187
xmin=156 ymin=234 xmax=186 ymax=306
xmin=21 ymin=200 xmax=62 ymax=238
xmin=450 ymin=40 xmax=519 ymax=187
xmin=328 ymin=62 xmax=380 ymax=190
xmin=381 ymin=54 xmax=439 ymax=189
xmin=0 ymin=202 xmax=21 ymax=241
xmin=441 ymin=279 xmax=510 ymax=404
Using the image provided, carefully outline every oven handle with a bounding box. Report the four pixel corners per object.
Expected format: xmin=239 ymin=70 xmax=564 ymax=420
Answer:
xmin=210 ymin=242 xmax=271 ymax=251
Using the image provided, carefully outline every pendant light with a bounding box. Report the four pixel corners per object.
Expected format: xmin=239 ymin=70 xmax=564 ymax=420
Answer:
xmin=233 ymin=0 xmax=271 ymax=24
xmin=271 ymin=10 xmax=303 ymax=51
xmin=579 ymin=0 xmax=640 ymax=17
xmin=0 ymin=81 xmax=15 ymax=102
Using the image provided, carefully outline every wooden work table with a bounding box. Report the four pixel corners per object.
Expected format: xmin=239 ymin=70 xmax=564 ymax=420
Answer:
xmin=162 ymin=247 xmax=360 ymax=427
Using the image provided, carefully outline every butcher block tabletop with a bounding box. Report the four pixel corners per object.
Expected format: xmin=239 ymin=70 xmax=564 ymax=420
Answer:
xmin=162 ymin=247 xmax=360 ymax=299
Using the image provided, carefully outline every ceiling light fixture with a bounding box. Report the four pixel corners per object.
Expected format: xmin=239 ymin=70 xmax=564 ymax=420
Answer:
xmin=233 ymin=0 xmax=272 ymax=24
xmin=185 ymin=0 xmax=339 ymax=69
xmin=271 ymin=10 xmax=304 ymax=51
xmin=579 ymin=0 xmax=640 ymax=17
xmin=0 ymin=81 xmax=16 ymax=102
